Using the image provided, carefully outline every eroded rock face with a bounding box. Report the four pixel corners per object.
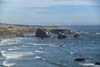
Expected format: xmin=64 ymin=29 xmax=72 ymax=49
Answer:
xmin=35 ymin=28 xmax=51 ymax=38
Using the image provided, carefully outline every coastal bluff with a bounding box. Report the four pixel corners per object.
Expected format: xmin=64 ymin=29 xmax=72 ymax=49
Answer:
xmin=0 ymin=23 xmax=73 ymax=38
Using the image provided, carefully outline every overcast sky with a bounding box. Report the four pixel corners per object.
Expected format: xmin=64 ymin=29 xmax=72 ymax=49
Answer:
xmin=0 ymin=0 xmax=100 ymax=25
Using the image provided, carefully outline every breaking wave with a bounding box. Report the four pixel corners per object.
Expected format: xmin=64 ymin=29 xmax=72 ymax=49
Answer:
xmin=1 ymin=50 xmax=33 ymax=59
xmin=0 ymin=38 xmax=17 ymax=46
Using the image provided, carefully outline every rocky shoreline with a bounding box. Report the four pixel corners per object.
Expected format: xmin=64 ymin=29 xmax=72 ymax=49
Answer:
xmin=0 ymin=23 xmax=79 ymax=38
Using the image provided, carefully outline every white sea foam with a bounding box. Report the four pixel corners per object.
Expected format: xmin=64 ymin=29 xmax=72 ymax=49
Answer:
xmin=7 ymin=47 xmax=20 ymax=51
xmin=79 ymin=63 xmax=95 ymax=66
xmin=1 ymin=50 xmax=33 ymax=59
xmin=34 ymin=50 xmax=43 ymax=53
xmin=18 ymin=37 xmax=24 ymax=40
xmin=2 ymin=49 xmax=33 ymax=67
xmin=34 ymin=56 xmax=43 ymax=60
xmin=0 ymin=39 xmax=17 ymax=46
xmin=33 ymin=43 xmax=54 ymax=46
xmin=70 ymin=52 xmax=75 ymax=55
xmin=22 ymin=45 xmax=30 ymax=48
xmin=39 ymin=47 xmax=43 ymax=50
xmin=3 ymin=61 xmax=15 ymax=67
xmin=96 ymin=32 xmax=100 ymax=35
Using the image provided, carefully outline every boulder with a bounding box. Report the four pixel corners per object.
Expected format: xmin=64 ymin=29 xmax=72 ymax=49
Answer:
xmin=95 ymin=62 xmax=100 ymax=65
xmin=35 ymin=28 xmax=51 ymax=38
xmin=74 ymin=58 xmax=86 ymax=62
xmin=57 ymin=32 xmax=67 ymax=39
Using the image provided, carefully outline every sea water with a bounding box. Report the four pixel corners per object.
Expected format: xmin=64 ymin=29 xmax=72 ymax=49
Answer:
xmin=0 ymin=25 xmax=100 ymax=67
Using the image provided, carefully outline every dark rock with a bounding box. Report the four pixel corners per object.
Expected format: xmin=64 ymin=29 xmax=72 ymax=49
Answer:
xmin=35 ymin=28 xmax=51 ymax=38
xmin=74 ymin=58 xmax=86 ymax=62
xmin=95 ymin=62 xmax=100 ymax=65
xmin=57 ymin=32 xmax=67 ymax=39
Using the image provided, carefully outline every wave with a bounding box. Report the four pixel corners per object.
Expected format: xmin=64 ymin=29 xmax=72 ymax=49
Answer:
xmin=1 ymin=50 xmax=33 ymax=67
xmin=22 ymin=45 xmax=31 ymax=48
xmin=3 ymin=60 xmax=16 ymax=67
xmin=1 ymin=50 xmax=33 ymax=59
xmin=34 ymin=56 xmax=45 ymax=60
xmin=79 ymin=63 xmax=95 ymax=66
xmin=7 ymin=47 xmax=20 ymax=51
xmin=34 ymin=50 xmax=43 ymax=53
xmin=0 ymin=39 xmax=17 ymax=46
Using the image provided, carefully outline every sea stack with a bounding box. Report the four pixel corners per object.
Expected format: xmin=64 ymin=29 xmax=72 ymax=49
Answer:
xmin=35 ymin=28 xmax=51 ymax=38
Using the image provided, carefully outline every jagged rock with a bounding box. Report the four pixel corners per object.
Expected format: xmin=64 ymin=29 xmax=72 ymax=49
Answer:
xmin=35 ymin=28 xmax=51 ymax=38
xmin=57 ymin=32 xmax=67 ymax=39
xmin=74 ymin=58 xmax=86 ymax=62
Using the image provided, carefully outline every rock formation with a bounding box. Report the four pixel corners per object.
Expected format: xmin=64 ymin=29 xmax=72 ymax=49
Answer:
xmin=57 ymin=32 xmax=67 ymax=39
xmin=35 ymin=28 xmax=51 ymax=38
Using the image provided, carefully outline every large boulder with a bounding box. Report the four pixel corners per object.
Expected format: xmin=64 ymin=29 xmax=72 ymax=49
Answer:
xmin=35 ymin=28 xmax=51 ymax=38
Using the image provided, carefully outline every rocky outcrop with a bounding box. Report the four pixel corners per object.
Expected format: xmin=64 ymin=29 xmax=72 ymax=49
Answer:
xmin=57 ymin=32 xmax=67 ymax=39
xmin=35 ymin=28 xmax=51 ymax=38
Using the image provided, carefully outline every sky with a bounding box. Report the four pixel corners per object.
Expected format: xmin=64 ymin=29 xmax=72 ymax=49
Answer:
xmin=0 ymin=0 xmax=100 ymax=25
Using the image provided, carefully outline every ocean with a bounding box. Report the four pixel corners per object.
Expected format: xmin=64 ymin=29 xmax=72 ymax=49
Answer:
xmin=0 ymin=25 xmax=100 ymax=67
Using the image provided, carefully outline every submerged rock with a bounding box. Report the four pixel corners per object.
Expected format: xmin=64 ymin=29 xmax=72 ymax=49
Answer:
xmin=57 ymin=32 xmax=67 ymax=39
xmin=35 ymin=28 xmax=51 ymax=38
xmin=94 ymin=62 xmax=100 ymax=65
xmin=74 ymin=58 xmax=86 ymax=62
